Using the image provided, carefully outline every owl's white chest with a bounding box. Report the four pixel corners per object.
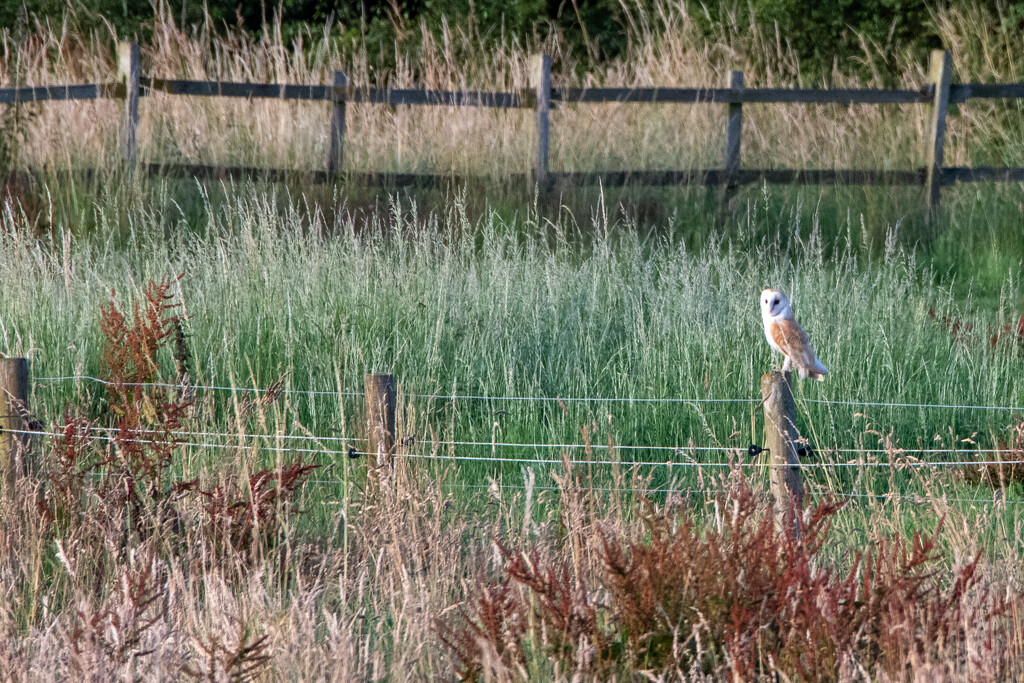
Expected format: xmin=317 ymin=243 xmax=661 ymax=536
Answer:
xmin=762 ymin=317 xmax=784 ymax=356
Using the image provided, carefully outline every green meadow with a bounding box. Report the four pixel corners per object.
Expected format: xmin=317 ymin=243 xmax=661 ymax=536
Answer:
xmin=4 ymin=2 xmax=1024 ymax=678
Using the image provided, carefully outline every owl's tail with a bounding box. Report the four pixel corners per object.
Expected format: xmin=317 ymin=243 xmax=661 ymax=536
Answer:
xmin=798 ymin=356 xmax=829 ymax=381
xmin=809 ymin=356 xmax=829 ymax=381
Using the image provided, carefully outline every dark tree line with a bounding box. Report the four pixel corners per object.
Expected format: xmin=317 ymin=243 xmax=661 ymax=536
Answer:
xmin=3 ymin=0 xmax=1024 ymax=81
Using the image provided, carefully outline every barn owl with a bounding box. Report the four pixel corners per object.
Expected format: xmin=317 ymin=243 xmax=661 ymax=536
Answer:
xmin=760 ymin=289 xmax=829 ymax=381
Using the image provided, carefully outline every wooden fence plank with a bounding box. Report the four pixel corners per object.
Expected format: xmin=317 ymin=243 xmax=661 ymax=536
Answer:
xmin=0 ymin=83 xmax=118 ymax=103
xmin=141 ymin=163 xmax=484 ymax=187
xmin=553 ymin=86 xmax=929 ymax=105
xmin=925 ymin=50 xmax=953 ymax=221
xmin=352 ymin=88 xmax=523 ymax=107
xmin=328 ymin=71 xmax=347 ymax=179
xmin=117 ymin=42 xmax=141 ymax=168
xmin=145 ymin=78 xmax=523 ymax=107
xmin=950 ymin=83 xmax=1024 ymax=102
xmin=751 ymin=168 xmax=925 ymax=185
xmin=943 ymin=166 xmax=1024 ymax=183
xmin=12 ymin=163 xmax=932 ymax=189
xmin=555 ymin=170 xmax=724 ymax=186
xmin=531 ymin=54 xmax=552 ymax=190
xmin=553 ymin=168 xmax=924 ymax=187
xmin=144 ymin=163 xmax=328 ymax=184
xmin=129 ymin=78 xmax=1024 ymax=107
xmin=145 ymin=78 xmax=333 ymax=100
xmin=14 ymin=78 xmax=1024 ymax=108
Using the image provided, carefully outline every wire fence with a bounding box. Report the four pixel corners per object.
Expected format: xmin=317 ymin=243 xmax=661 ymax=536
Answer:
xmin=33 ymin=375 xmax=1024 ymax=412
xmin=441 ymin=482 xmax=1015 ymax=506
xmin=21 ymin=374 xmax=1024 ymax=508
xmin=12 ymin=426 xmax=1023 ymax=470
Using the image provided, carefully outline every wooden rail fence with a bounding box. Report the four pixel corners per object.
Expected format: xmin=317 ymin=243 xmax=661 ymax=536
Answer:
xmin=3 ymin=42 xmax=1024 ymax=217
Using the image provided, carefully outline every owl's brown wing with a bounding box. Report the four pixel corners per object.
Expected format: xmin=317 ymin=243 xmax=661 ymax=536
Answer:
xmin=769 ymin=319 xmax=819 ymax=371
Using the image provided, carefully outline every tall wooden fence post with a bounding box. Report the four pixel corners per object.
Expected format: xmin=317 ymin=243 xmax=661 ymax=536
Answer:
xmin=722 ymin=69 xmax=744 ymax=216
xmin=761 ymin=371 xmax=803 ymax=534
xmin=0 ymin=358 xmax=30 ymax=496
xmin=725 ymin=71 xmax=744 ymax=182
xmin=530 ymin=54 xmax=551 ymax=192
xmin=117 ymin=41 xmax=141 ymax=169
xmin=328 ymin=70 xmax=347 ymax=180
xmin=924 ymin=49 xmax=952 ymax=224
xmin=365 ymin=373 xmax=396 ymax=470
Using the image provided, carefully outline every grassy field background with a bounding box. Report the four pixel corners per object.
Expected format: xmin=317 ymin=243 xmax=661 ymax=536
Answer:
xmin=3 ymin=2 xmax=1024 ymax=680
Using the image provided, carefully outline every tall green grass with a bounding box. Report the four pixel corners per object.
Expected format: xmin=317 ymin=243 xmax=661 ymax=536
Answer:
xmin=3 ymin=185 xmax=1021 ymax=502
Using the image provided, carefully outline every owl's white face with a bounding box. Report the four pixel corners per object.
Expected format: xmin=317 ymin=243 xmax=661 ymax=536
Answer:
xmin=760 ymin=289 xmax=792 ymax=321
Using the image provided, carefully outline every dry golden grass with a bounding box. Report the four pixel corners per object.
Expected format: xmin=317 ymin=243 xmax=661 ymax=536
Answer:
xmin=4 ymin=438 xmax=1024 ymax=680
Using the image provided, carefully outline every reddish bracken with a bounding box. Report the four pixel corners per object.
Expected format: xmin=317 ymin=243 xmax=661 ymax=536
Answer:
xmin=929 ymin=307 xmax=1024 ymax=348
xmin=963 ymin=418 xmax=1024 ymax=488
xmin=197 ymin=457 xmax=319 ymax=552
xmin=437 ymin=481 xmax=998 ymax=681
xmin=69 ymin=553 xmax=165 ymax=676
xmin=100 ymin=277 xmax=184 ymax=393
xmin=42 ymin=277 xmax=317 ymax=560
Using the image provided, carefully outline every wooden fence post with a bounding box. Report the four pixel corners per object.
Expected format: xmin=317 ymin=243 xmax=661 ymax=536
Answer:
xmin=365 ymin=373 xmax=396 ymax=469
xmin=925 ymin=49 xmax=952 ymax=223
xmin=725 ymin=71 xmax=743 ymax=185
xmin=328 ymin=70 xmax=347 ymax=180
xmin=761 ymin=371 xmax=803 ymax=534
xmin=117 ymin=41 xmax=141 ymax=168
xmin=722 ymin=70 xmax=744 ymax=216
xmin=0 ymin=358 xmax=30 ymax=496
xmin=530 ymin=54 xmax=551 ymax=192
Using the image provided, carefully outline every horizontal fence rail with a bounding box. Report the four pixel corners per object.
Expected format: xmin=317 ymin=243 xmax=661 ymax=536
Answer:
xmin=4 ymin=43 xmax=1024 ymax=216
xmin=5 ymin=79 xmax=1020 ymax=106
xmin=552 ymin=86 xmax=932 ymax=104
xmin=0 ymin=83 xmax=121 ymax=103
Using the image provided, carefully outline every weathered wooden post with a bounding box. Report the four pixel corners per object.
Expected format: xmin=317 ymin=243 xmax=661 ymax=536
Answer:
xmin=530 ymin=54 xmax=551 ymax=192
xmin=724 ymin=71 xmax=743 ymax=192
xmin=761 ymin=371 xmax=803 ymax=534
xmin=924 ymin=49 xmax=952 ymax=224
xmin=365 ymin=373 xmax=396 ymax=469
xmin=328 ymin=70 xmax=347 ymax=180
xmin=117 ymin=41 xmax=141 ymax=169
xmin=721 ymin=70 xmax=744 ymax=219
xmin=0 ymin=358 xmax=30 ymax=496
